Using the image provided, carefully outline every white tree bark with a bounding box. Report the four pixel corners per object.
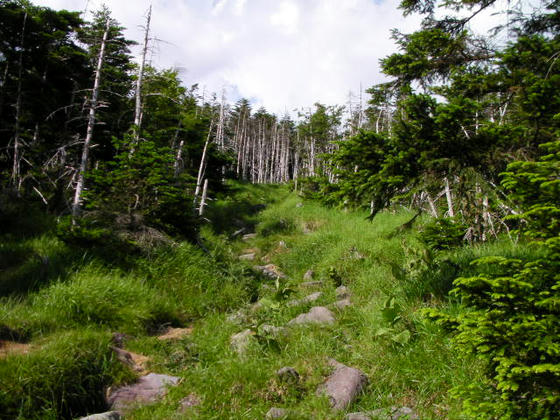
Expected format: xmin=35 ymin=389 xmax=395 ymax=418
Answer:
xmin=132 ymin=5 xmax=152 ymax=144
xmin=444 ymin=177 xmax=454 ymax=218
xmin=193 ymin=120 xmax=214 ymax=207
xmin=198 ymin=178 xmax=208 ymax=216
xmin=72 ymin=18 xmax=110 ymax=220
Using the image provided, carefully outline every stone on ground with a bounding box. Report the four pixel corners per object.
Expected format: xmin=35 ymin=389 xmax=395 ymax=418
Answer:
xmin=345 ymin=407 xmax=418 ymax=420
xmin=230 ymin=329 xmax=255 ymax=355
xmin=266 ymin=407 xmax=291 ymax=419
xmin=107 ymin=373 xmax=180 ymax=412
xmin=335 ymin=285 xmax=350 ymax=299
xmin=333 ymin=298 xmax=352 ymax=310
xmin=276 ymin=367 xmax=300 ymax=384
xmin=287 ymin=306 xmax=335 ymax=326
xmin=226 ymin=309 xmax=249 ymax=324
xmin=345 ymin=413 xmax=372 ymax=420
xmin=179 ymin=393 xmax=201 ymax=412
xmin=260 ymin=324 xmax=288 ymax=337
xmin=254 ymin=264 xmax=287 ymax=279
xmin=79 ymin=412 xmax=121 ymax=420
xmin=317 ymin=359 xmax=368 ymax=411
xmin=303 ymin=269 xmax=314 ymax=280
xmin=287 ymin=291 xmax=322 ymax=307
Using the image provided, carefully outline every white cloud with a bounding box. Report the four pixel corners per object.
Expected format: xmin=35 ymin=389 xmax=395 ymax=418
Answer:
xmin=35 ymin=0 xmax=422 ymax=114
xmin=270 ymin=1 xmax=299 ymax=35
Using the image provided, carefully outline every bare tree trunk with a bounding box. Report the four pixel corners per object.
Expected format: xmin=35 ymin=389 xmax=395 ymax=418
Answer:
xmin=132 ymin=5 xmax=152 ymax=145
xmin=444 ymin=177 xmax=454 ymax=218
xmin=198 ymin=178 xmax=208 ymax=216
xmin=11 ymin=12 xmax=27 ymax=192
xmin=425 ymin=191 xmax=438 ymax=218
xmin=193 ymin=120 xmax=214 ymax=207
xmin=174 ymin=139 xmax=184 ymax=177
xmin=72 ymin=19 xmax=110 ymax=221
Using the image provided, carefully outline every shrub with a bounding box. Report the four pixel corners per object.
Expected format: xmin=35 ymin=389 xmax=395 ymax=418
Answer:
xmin=426 ymin=140 xmax=560 ymax=418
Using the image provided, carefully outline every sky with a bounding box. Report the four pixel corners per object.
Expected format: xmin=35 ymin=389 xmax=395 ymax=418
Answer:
xmin=34 ymin=0 xmax=510 ymax=115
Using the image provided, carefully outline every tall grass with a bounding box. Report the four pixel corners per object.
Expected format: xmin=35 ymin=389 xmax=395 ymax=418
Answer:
xmin=0 ymin=183 xmax=540 ymax=419
xmin=0 ymin=329 xmax=134 ymax=419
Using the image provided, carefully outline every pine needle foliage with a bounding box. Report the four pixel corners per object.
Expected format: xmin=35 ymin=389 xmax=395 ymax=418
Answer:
xmin=426 ymin=140 xmax=560 ymax=418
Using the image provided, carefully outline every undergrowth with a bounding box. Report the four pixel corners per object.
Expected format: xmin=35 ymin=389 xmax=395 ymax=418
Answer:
xmin=0 ymin=182 xmax=540 ymax=419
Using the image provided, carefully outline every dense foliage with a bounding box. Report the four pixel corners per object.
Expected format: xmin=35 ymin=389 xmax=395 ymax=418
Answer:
xmin=2 ymin=0 xmax=560 ymax=418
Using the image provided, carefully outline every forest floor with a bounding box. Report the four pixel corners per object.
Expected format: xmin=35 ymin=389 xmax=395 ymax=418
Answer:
xmin=1 ymin=183 xmax=531 ymax=419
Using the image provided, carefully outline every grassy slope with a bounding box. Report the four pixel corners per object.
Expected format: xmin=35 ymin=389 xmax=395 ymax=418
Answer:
xmin=0 ymin=183 xmax=533 ymax=419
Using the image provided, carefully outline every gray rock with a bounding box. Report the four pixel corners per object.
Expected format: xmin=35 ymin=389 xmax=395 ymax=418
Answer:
xmin=276 ymin=366 xmax=300 ymax=383
xmin=230 ymin=329 xmax=255 ymax=355
xmin=296 ymin=202 xmax=304 ymax=208
xmin=239 ymin=253 xmax=256 ymax=261
xmin=333 ymin=298 xmax=352 ymax=310
xmin=260 ymin=324 xmax=288 ymax=337
xmin=287 ymin=291 xmax=323 ymax=307
xmin=226 ymin=309 xmax=248 ymax=324
xmin=179 ymin=393 xmax=201 ymax=412
xmin=79 ymin=412 xmax=121 ymax=420
xmin=317 ymin=359 xmax=368 ymax=411
xmin=367 ymin=406 xmax=419 ymax=420
xmin=303 ymin=269 xmax=314 ymax=280
xmin=278 ymin=240 xmax=287 ymax=248
xmin=242 ymin=233 xmax=257 ymax=241
xmin=266 ymin=407 xmax=290 ymax=419
xmin=345 ymin=414 xmax=372 ymax=420
xmin=254 ymin=264 xmax=287 ymax=279
xmin=288 ymin=306 xmax=335 ymax=326
xmin=335 ymin=285 xmax=350 ymax=299
xmin=107 ymin=373 xmax=180 ymax=412
xmin=300 ymin=281 xmax=323 ymax=288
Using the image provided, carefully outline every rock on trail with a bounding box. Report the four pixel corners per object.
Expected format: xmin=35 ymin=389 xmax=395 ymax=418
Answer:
xmin=266 ymin=407 xmax=292 ymax=419
xmin=287 ymin=291 xmax=323 ymax=307
xmin=345 ymin=406 xmax=419 ymax=420
xmin=254 ymin=264 xmax=287 ymax=279
xmin=287 ymin=306 xmax=335 ymax=326
xmin=230 ymin=329 xmax=255 ymax=355
xmin=317 ymin=359 xmax=368 ymax=411
xmin=107 ymin=373 xmax=180 ymax=412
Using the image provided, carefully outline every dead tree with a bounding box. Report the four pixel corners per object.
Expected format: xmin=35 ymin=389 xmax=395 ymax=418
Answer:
xmin=71 ymin=18 xmax=110 ymax=221
xmin=132 ymin=5 xmax=152 ymax=148
xmin=11 ymin=12 xmax=27 ymax=192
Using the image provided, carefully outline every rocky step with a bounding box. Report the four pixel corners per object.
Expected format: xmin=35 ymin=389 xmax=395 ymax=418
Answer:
xmin=317 ymin=359 xmax=368 ymax=411
xmin=107 ymin=373 xmax=180 ymax=412
xmin=287 ymin=291 xmax=322 ymax=307
xmin=287 ymin=306 xmax=335 ymax=326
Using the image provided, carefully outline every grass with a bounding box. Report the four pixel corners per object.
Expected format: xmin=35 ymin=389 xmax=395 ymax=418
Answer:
xmin=0 ymin=182 xmax=539 ymax=419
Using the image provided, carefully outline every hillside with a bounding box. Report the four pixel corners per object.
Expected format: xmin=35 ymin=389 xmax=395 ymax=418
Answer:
xmin=1 ymin=183 xmax=538 ymax=419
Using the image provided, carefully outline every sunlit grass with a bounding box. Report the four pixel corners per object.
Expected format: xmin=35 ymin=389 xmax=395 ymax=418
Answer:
xmin=0 ymin=183 xmax=537 ymax=419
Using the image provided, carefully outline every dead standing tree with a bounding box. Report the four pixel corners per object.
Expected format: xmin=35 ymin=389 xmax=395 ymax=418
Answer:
xmin=71 ymin=18 xmax=110 ymax=221
xmin=11 ymin=11 xmax=27 ymax=193
xmin=131 ymin=5 xmax=152 ymax=148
